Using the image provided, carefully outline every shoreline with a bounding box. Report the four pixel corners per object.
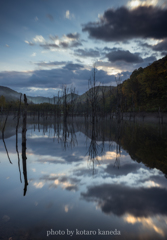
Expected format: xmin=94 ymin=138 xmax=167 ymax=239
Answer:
xmin=113 ymin=112 xmax=167 ymax=124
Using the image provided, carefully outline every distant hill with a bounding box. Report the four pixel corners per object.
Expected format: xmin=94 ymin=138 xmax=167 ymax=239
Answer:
xmin=0 ymin=86 xmax=79 ymax=104
xmin=76 ymin=86 xmax=114 ymax=103
xmin=0 ymin=86 xmax=22 ymax=102
xmin=0 ymin=85 xmax=113 ymax=105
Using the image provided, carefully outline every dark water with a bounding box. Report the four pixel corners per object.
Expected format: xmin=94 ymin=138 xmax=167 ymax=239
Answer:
xmin=0 ymin=117 xmax=167 ymax=240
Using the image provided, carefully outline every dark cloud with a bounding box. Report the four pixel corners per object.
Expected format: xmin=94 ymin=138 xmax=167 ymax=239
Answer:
xmin=135 ymin=55 xmax=157 ymax=68
xmin=152 ymin=38 xmax=167 ymax=51
xmin=0 ymin=64 xmax=128 ymax=96
xmin=73 ymin=167 xmax=99 ymax=177
xmin=139 ymin=41 xmax=152 ymax=49
xmin=138 ymin=38 xmax=167 ymax=52
xmin=37 ymin=159 xmax=66 ymax=164
xmin=35 ymin=61 xmax=67 ymax=67
xmin=105 ymin=163 xmax=141 ymax=176
xmin=106 ymin=50 xmax=143 ymax=63
xmin=103 ymin=47 xmax=120 ymax=52
xmin=70 ymin=41 xmax=82 ymax=48
xmin=40 ymin=43 xmax=59 ymax=49
xmin=81 ymin=183 xmax=167 ymax=217
xmin=63 ymin=63 xmax=84 ymax=70
xmin=66 ymin=33 xmax=80 ymax=40
xmin=82 ymin=6 xmax=167 ymax=42
xmin=74 ymin=48 xmax=100 ymax=58
xmin=60 ymin=41 xmax=69 ymax=48
xmin=40 ymin=174 xmax=80 ymax=191
xmin=65 ymin=185 xmax=78 ymax=191
xmin=49 ymin=35 xmax=59 ymax=41
xmin=46 ymin=14 xmax=54 ymax=21
xmin=143 ymin=56 xmax=157 ymax=62
xmin=161 ymin=51 xmax=167 ymax=56
xmin=38 ymin=33 xmax=82 ymax=50
xmin=40 ymin=41 xmax=82 ymax=50
xmin=95 ymin=53 xmax=156 ymax=73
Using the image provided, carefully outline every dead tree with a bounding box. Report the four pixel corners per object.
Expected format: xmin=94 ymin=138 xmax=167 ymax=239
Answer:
xmin=87 ymin=64 xmax=100 ymax=123
xmin=16 ymin=94 xmax=22 ymax=183
xmin=101 ymin=86 xmax=106 ymax=118
xmin=115 ymin=76 xmax=122 ymax=123
xmin=22 ymin=94 xmax=28 ymax=196
xmin=62 ymin=85 xmax=69 ymax=121
xmin=70 ymin=85 xmax=76 ymax=119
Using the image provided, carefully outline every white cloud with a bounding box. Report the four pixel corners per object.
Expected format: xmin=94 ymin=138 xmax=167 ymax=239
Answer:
xmin=33 ymin=182 xmax=44 ymax=188
xmin=25 ymin=40 xmax=34 ymax=46
xmin=65 ymin=10 xmax=70 ymax=19
xmin=65 ymin=10 xmax=75 ymax=19
xmin=33 ymin=35 xmax=45 ymax=43
xmin=31 ymin=52 xmax=36 ymax=57
xmin=127 ymin=0 xmax=158 ymax=9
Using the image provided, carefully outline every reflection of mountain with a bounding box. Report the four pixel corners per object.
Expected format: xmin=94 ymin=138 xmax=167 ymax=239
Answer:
xmin=1 ymin=117 xmax=167 ymax=176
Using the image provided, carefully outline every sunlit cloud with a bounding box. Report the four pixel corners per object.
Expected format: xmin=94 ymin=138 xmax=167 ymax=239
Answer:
xmin=98 ymin=151 xmax=118 ymax=161
xmin=65 ymin=10 xmax=75 ymax=19
xmin=33 ymin=182 xmax=44 ymax=188
xmin=64 ymin=205 xmax=69 ymax=212
xmin=5 ymin=44 xmax=9 ymax=47
xmin=40 ymin=173 xmax=79 ymax=191
xmin=33 ymin=35 xmax=45 ymax=43
xmin=64 ymin=204 xmax=73 ymax=213
xmin=123 ymin=213 xmax=165 ymax=237
xmin=127 ymin=0 xmax=158 ymax=9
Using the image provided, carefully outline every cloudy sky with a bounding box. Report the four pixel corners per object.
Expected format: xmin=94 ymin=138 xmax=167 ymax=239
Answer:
xmin=0 ymin=0 xmax=167 ymax=97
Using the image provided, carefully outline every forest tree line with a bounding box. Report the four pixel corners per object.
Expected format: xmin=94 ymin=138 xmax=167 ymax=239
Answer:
xmin=0 ymin=55 xmax=167 ymax=116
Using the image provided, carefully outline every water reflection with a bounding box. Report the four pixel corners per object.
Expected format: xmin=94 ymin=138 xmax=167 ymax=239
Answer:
xmin=0 ymin=116 xmax=167 ymax=239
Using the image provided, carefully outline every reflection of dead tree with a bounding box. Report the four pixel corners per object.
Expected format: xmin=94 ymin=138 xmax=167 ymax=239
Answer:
xmin=114 ymin=143 xmax=121 ymax=169
xmin=2 ymin=138 xmax=12 ymax=164
xmin=114 ymin=121 xmax=122 ymax=169
xmin=87 ymin=120 xmax=101 ymax=175
xmin=2 ymin=109 xmax=9 ymax=139
xmin=60 ymin=120 xmax=78 ymax=150
xmin=2 ymin=108 xmax=12 ymax=164
xmin=22 ymin=94 xmax=28 ymax=196
xmin=69 ymin=122 xmax=78 ymax=148
xmin=16 ymin=94 xmax=22 ymax=183
xmin=61 ymin=120 xmax=69 ymax=150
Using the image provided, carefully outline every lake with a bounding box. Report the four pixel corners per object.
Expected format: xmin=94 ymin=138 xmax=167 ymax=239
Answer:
xmin=0 ymin=116 xmax=167 ymax=240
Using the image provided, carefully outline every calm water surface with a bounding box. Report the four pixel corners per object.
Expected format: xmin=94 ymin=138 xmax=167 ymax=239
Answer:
xmin=0 ymin=117 xmax=167 ymax=240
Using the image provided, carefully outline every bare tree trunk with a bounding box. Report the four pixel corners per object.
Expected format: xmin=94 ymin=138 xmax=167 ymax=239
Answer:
xmin=16 ymin=94 xmax=22 ymax=183
xmin=22 ymin=94 xmax=28 ymax=196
